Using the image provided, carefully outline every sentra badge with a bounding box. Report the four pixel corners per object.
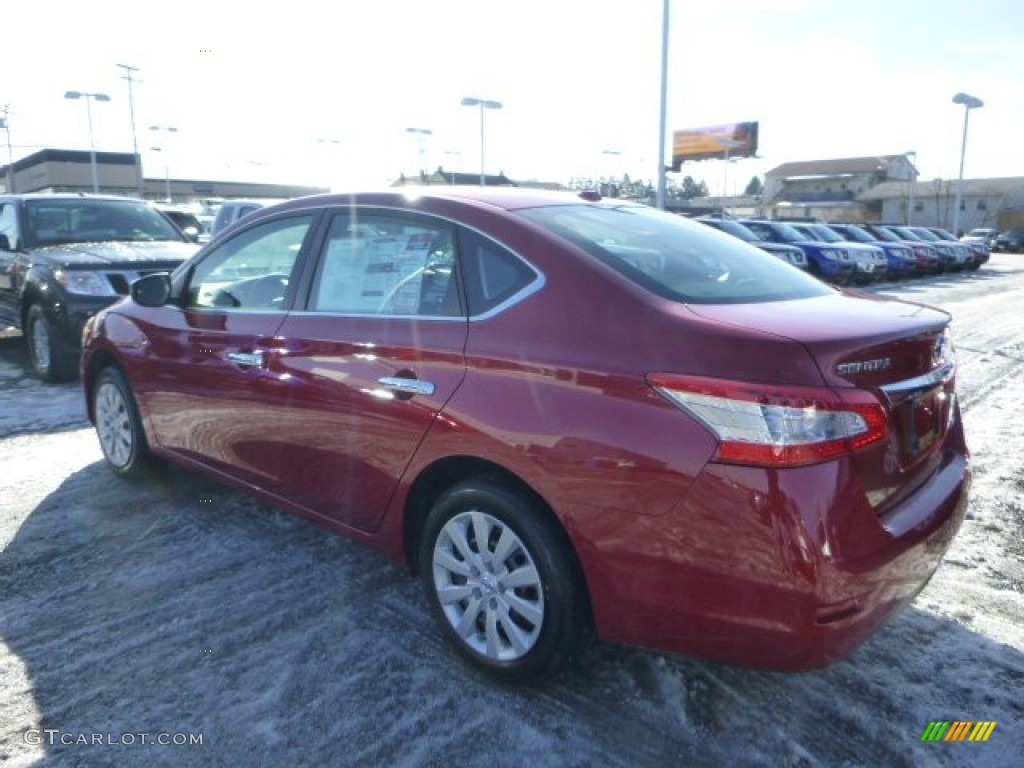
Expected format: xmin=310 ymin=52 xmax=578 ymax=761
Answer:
xmin=836 ymin=358 xmax=892 ymax=375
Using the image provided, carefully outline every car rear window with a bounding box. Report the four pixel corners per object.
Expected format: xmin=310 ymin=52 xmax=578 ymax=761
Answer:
xmin=518 ymin=204 xmax=831 ymax=304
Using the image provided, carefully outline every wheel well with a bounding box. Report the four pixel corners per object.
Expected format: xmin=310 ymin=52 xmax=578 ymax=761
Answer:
xmin=20 ymin=292 xmax=41 ymax=330
xmin=82 ymin=352 xmax=122 ymax=422
xmin=403 ymin=457 xmax=592 ymax=616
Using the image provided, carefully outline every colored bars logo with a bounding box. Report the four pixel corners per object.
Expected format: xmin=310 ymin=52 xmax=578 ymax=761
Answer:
xmin=921 ymin=721 xmax=997 ymax=742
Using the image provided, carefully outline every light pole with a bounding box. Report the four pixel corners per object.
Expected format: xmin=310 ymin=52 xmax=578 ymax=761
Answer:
xmin=315 ymin=138 xmax=341 ymax=191
xmin=717 ymin=138 xmax=743 ymax=212
xmin=601 ymin=149 xmax=621 ymax=196
xmin=1 ymin=104 xmax=13 ymax=194
xmin=149 ymin=125 xmax=178 ymax=202
xmin=460 ymin=97 xmax=502 ymax=186
xmin=903 ymin=150 xmax=917 ymax=225
xmin=64 ymin=90 xmax=111 ymax=193
xmin=656 ymin=0 xmax=670 ymax=209
xmin=116 ymin=64 xmax=144 ymax=198
xmin=406 ymin=127 xmax=433 ymax=178
xmin=951 ymin=92 xmax=983 ymax=236
xmin=150 ymin=147 xmax=170 ymax=202
xmin=443 ymin=150 xmax=461 ymax=184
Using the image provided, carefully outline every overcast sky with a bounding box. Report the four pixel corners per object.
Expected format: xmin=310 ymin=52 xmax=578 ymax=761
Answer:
xmin=4 ymin=0 xmax=1023 ymax=193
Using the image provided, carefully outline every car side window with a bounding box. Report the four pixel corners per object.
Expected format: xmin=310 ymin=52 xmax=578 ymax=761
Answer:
xmin=0 ymin=203 xmax=17 ymax=250
xmin=309 ymin=212 xmax=461 ymax=317
xmin=457 ymin=228 xmax=538 ymax=316
xmin=187 ymin=214 xmax=314 ymax=310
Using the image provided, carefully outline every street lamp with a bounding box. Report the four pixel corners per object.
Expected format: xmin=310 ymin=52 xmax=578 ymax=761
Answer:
xmin=406 ymin=127 xmax=433 ymax=178
xmin=903 ymin=150 xmax=917 ymax=225
xmin=1 ymin=104 xmax=13 ymax=194
xmin=601 ymin=149 xmax=622 ymax=196
xmin=149 ymin=147 xmax=170 ymax=202
xmin=717 ymin=138 xmax=744 ymax=211
xmin=64 ymin=90 xmax=112 ymax=193
xmin=460 ymin=97 xmax=502 ymax=186
xmin=116 ymin=64 xmax=143 ymax=197
xmin=149 ymin=125 xmax=178 ymax=202
xmin=315 ymin=138 xmax=341 ymax=190
xmin=443 ymin=150 xmax=461 ymax=184
xmin=656 ymin=0 xmax=670 ymax=210
xmin=951 ymin=92 xmax=983 ymax=236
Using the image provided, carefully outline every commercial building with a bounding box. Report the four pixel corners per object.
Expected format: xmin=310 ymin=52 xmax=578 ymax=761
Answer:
xmin=0 ymin=149 xmax=325 ymax=202
xmin=761 ymin=154 xmax=1024 ymax=231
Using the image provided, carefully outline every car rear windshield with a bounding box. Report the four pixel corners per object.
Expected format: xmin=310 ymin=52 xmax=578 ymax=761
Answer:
xmin=23 ymin=199 xmax=185 ymax=248
xmin=518 ymin=204 xmax=831 ymax=304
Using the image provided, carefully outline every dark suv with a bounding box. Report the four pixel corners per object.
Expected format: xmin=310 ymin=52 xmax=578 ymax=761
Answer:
xmin=0 ymin=194 xmax=198 ymax=380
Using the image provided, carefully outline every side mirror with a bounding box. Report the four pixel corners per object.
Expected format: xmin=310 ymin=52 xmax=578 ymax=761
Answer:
xmin=182 ymin=225 xmax=201 ymax=243
xmin=0 ymin=234 xmax=11 ymax=251
xmin=131 ymin=272 xmax=172 ymax=307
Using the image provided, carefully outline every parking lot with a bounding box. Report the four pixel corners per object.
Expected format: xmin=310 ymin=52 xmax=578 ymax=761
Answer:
xmin=1 ymin=256 xmax=1022 ymax=767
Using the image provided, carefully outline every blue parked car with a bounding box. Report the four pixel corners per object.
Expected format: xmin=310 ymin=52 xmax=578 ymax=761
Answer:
xmin=827 ymin=223 xmax=917 ymax=279
xmin=740 ymin=219 xmax=855 ymax=282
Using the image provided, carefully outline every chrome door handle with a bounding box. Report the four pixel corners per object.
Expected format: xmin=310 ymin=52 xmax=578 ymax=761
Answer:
xmin=226 ymin=351 xmax=265 ymax=367
xmin=377 ymin=377 xmax=435 ymax=396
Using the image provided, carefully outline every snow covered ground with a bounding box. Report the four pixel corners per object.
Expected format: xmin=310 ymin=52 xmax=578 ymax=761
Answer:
xmin=1 ymin=257 xmax=1021 ymax=767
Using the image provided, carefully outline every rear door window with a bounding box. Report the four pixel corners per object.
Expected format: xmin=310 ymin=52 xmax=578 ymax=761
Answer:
xmin=309 ymin=212 xmax=462 ymax=317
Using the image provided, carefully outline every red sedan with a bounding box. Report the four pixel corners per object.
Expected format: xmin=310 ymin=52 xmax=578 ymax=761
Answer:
xmin=81 ymin=189 xmax=969 ymax=681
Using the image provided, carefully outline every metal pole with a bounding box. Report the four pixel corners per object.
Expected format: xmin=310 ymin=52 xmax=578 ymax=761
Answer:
xmin=1 ymin=104 xmax=13 ymax=194
xmin=478 ymin=104 xmax=486 ymax=186
xmin=952 ymin=107 xmax=970 ymax=236
xmin=656 ymin=0 xmax=670 ymax=210
xmin=905 ymin=153 xmax=916 ymax=225
xmin=117 ymin=64 xmax=143 ymax=198
xmin=722 ymin=148 xmax=730 ymax=198
xmin=85 ymin=97 xmax=99 ymax=193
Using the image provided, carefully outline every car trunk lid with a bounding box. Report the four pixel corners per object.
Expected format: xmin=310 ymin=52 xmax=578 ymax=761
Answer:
xmin=686 ymin=292 xmax=958 ymax=511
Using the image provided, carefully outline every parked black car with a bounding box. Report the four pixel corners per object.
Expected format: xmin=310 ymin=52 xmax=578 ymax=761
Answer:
xmin=0 ymin=194 xmax=198 ymax=380
xmin=995 ymin=228 xmax=1024 ymax=252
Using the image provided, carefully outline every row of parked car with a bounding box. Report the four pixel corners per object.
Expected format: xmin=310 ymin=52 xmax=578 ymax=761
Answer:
xmin=154 ymin=199 xmax=274 ymax=244
xmin=697 ymin=216 xmax=995 ymax=284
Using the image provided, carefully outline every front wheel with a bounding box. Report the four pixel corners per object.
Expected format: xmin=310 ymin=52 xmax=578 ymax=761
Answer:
xmin=93 ymin=367 xmax=153 ymax=478
xmin=26 ymin=303 xmax=77 ymax=382
xmin=420 ymin=480 xmax=588 ymax=682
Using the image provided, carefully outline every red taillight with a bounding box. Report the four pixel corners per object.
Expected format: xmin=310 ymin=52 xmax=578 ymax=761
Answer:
xmin=648 ymin=373 xmax=888 ymax=468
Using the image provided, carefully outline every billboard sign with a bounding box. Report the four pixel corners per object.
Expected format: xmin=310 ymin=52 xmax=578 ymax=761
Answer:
xmin=672 ymin=122 xmax=759 ymax=169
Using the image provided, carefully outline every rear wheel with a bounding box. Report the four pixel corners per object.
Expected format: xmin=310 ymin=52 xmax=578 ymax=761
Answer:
xmin=93 ymin=367 xmax=153 ymax=477
xmin=26 ymin=303 xmax=77 ymax=381
xmin=420 ymin=480 xmax=587 ymax=682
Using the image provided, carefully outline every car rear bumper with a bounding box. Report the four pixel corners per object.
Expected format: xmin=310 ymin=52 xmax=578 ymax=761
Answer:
xmin=578 ymin=428 xmax=970 ymax=670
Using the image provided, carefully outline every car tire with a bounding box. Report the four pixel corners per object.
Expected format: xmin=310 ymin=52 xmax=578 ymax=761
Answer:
xmin=420 ymin=479 xmax=588 ymax=682
xmin=26 ymin=303 xmax=77 ymax=382
xmin=93 ymin=367 xmax=154 ymax=478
